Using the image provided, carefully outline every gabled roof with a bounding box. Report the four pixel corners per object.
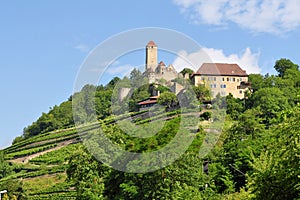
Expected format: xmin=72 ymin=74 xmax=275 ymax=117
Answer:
xmin=192 ymin=63 xmax=248 ymax=77
xmin=158 ymin=61 xmax=166 ymax=66
xmin=146 ymin=40 xmax=157 ymax=47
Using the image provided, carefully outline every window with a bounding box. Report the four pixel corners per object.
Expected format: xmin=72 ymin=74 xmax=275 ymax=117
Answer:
xmin=210 ymin=84 xmax=217 ymax=88
xmin=222 ymin=77 xmax=225 ymax=81
xmin=239 ymin=90 xmax=243 ymax=94
xmin=220 ymin=84 xmax=226 ymax=88
xmin=227 ymin=78 xmax=229 ymax=81
xmin=201 ymin=77 xmax=205 ymax=81
xmin=207 ymin=77 xmax=217 ymax=81
xmin=233 ymin=78 xmax=235 ymax=82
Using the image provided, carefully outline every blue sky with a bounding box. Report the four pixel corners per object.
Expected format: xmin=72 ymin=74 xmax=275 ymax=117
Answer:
xmin=1 ymin=0 xmax=300 ymax=148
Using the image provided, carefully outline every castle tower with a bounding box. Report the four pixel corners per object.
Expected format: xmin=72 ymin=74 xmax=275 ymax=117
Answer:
xmin=146 ymin=41 xmax=157 ymax=71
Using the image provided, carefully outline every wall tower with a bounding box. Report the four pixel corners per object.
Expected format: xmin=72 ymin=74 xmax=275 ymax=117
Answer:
xmin=146 ymin=40 xmax=157 ymax=71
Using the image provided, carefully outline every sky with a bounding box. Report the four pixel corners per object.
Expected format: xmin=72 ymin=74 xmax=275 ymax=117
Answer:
xmin=1 ymin=0 xmax=300 ymax=149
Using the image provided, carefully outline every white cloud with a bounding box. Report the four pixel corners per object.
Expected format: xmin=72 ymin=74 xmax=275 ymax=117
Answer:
xmin=173 ymin=0 xmax=300 ymax=34
xmin=106 ymin=64 xmax=134 ymax=76
xmin=74 ymin=43 xmax=90 ymax=52
xmin=172 ymin=47 xmax=261 ymax=74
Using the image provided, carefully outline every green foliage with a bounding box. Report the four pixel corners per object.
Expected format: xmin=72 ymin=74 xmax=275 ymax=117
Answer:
xmin=29 ymin=144 xmax=81 ymax=165
xmin=5 ymin=59 xmax=300 ymax=199
xmin=250 ymin=87 xmax=290 ymax=124
xmin=247 ymin=107 xmax=300 ymax=199
xmin=193 ymin=84 xmax=211 ymax=101
xmin=6 ymin=144 xmax=57 ymax=159
xmin=248 ymin=74 xmax=264 ymax=92
xmin=0 ymin=151 xmax=12 ymax=179
xmin=226 ymin=94 xmax=244 ymax=120
xmin=157 ymin=91 xmax=178 ymax=109
xmin=0 ymin=179 xmax=26 ymax=200
xmin=200 ymin=111 xmax=212 ymax=121
xmin=180 ymin=68 xmax=194 ymax=77
xmin=23 ymin=100 xmax=74 ymax=138
xmin=67 ymin=145 xmax=107 ymax=200
xmin=6 ymin=128 xmax=77 ymax=155
xmin=274 ymin=58 xmax=299 ymax=77
xmin=156 ymin=85 xmax=170 ymax=93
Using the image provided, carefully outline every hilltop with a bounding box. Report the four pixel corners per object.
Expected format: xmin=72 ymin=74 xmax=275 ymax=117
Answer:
xmin=0 ymin=58 xmax=300 ymax=199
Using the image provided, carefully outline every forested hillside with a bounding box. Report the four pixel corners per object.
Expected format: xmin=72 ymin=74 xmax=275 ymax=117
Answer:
xmin=0 ymin=58 xmax=299 ymax=199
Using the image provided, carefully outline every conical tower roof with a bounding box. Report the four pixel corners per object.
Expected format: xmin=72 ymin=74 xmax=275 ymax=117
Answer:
xmin=146 ymin=40 xmax=157 ymax=47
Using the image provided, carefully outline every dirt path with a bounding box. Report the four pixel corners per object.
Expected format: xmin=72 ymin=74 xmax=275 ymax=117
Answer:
xmin=9 ymin=139 xmax=76 ymax=164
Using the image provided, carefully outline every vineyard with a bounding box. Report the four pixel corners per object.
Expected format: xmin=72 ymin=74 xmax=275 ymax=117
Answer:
xmin=0 ymin=109 xmax=186 ymax=199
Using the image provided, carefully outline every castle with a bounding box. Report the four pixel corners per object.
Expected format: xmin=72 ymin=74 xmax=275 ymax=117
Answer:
xmin=143 ymin=41 xmax=178 ymax=84
xmin=119 ymin=41 xmax=251 ymax=103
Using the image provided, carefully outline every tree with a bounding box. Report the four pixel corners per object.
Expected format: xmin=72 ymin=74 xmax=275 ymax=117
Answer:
xmin=226 ymin=94 xmax=244 ymax=120
xmin=67 ymin=145 xmax=107 ymax=199
xmin=129 ymin=68 xmax=146 ymax=88
xmin=180 ymin=68 xmax=194 ymax=77
xmin=106 ymin=77 xmax=121 ymax=89
xmin=193 ymin=85 xmax=211 ymax=101
xmin=157 ymin=91 xmax=178 ymax=109
xmin=247 ymin=107 xmax=300 ymax=199
xmin=274 ymin=58 xmax=298 ymax=77
xmin=248 ymin=74 xmax=264 ymax=92
xmin=220 ymin=109 xmax=265 ymax=190
xmin=250 ymin=87 xmax=290 ymax=124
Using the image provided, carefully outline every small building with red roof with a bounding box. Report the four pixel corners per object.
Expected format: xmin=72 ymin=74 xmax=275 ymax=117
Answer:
xmin=137 ymin=96 xmax=159 ymax=110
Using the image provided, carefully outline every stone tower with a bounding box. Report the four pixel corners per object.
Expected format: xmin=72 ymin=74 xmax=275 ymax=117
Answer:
xmin=146 ymin=40 xmax=157 ymax=71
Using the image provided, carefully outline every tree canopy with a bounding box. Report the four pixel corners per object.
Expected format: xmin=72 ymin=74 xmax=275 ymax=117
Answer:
xmin=274 ymin=58 xmax=299 ymax=77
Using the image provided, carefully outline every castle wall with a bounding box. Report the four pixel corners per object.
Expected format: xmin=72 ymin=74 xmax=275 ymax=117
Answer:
xmin=118 ymin=87 xmax=131 ymax=102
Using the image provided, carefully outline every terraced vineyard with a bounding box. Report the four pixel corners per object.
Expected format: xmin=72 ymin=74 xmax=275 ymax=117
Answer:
xmin=1 ymin=109 xmax=194 ymax=199
xmin=1 ymin=120 xmax=108 ymax=199
xmin=1 ymin=126 xmax=81 ymax=199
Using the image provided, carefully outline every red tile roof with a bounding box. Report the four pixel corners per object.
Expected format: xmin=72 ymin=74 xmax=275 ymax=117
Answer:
xmin=158 ymin=61 xmax=166 ymax=66
xmin=147 ymin=40 xmax=157 ymax=47
xmin=137 ymin=99 xmax=157 ymax=105
xmin=137 ymin=96 xmax=159 ymax=105
xmin=192 ymin=63 xmax=248 ymax=77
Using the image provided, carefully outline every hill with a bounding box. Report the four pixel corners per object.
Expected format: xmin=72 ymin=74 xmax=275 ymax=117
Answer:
xmin=0 ymin=106 xmax=207 ymax=199
xmin=1 ymin=58 xmax=300 ymax=199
